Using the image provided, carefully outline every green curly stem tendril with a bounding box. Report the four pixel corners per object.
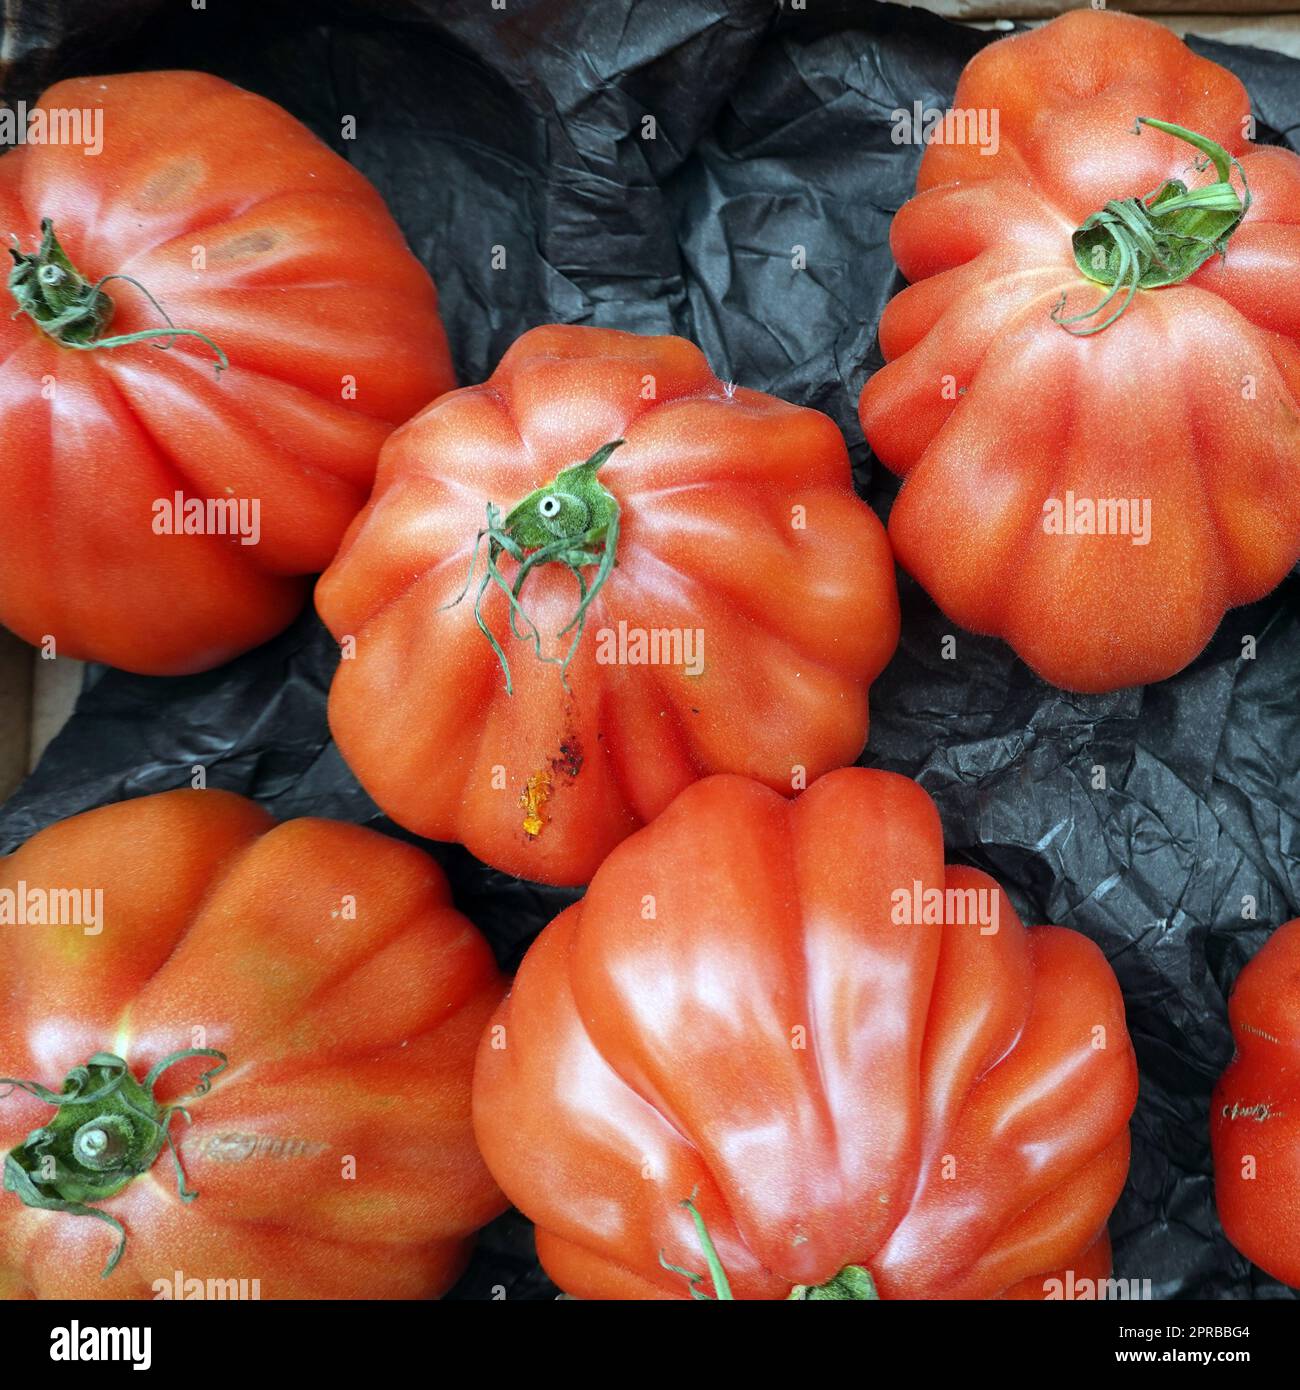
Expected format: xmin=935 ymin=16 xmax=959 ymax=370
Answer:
xmin=1 ymin=1047 xmax=227 ymax=1277
xmin=9 ymin=219 xmax=228 ymax=375
xmin=1051 ymin=118 xmax=1251 ymax=336
xmin=657 ymin=1188 xmax=880 ymax=1302
xmin=442 ymin=439 xmax=624 ymax=695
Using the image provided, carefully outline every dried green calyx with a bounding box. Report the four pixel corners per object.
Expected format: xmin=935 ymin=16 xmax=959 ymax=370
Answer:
xmin=9 ymin=218 xmax=227 ymax=372
xmin=443 ymin=439 xmax=624 ymax=695
xmin=1052 ymin=117 xmax=1251 ymax=336
xmin=657 ymin=1189 xmax=881 ymax=1302
xmin=1 ymin=1048 xmax=227 ymax=1277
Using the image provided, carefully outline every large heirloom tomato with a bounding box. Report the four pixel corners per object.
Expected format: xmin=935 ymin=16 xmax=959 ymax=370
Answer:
xmin=1211 ymin=918 xmax=1300 ymax=1289
xmin=317 ymin=324 xmax=899 ymax=887
xmin=859 ymin=10 xmax=1300 ymax=692
xmin=0 ymin=72 xmax=454 ymax=675
xmin=473 ymin=769 xmax=1138 ymax=1299
xmin=0 ymin=791 xmax=504 ymax=1298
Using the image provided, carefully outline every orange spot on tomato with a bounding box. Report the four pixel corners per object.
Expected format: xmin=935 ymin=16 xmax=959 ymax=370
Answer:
xmin=520 ymin=770 xmax=553 ymax=838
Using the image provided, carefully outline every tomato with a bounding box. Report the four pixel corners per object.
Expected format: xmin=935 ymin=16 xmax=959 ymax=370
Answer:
xmin=858 ymin=10 xmax=1300 ymax=693
xmin=1211 ymin=917 xmax=1300 ymax=1289
xmin=472 ymin=768 xmax=1138 ymax=1299
xmin=0 ymin=790 xmax=505 ymax=1298
xmin=0 ymin=72 xmax=454 ymax=675
xmin=316 ymin=324 xmax=899 ymax=886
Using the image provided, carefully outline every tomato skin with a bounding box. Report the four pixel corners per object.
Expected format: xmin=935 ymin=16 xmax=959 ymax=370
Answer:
xmin=1211 ymin=918 xmax=1300 ymax=1289
xmin=0 ymin=72 xmax=455 ymax=675
xmin=472 ymin=768 xmax=1138 ymax=1299
xmin=0 ymin=790 xmax=506 ymax=1299
xmin=316 ymin=323 xmax=900 ymax=887
xmin=858 ymin=10 xmax=1300 ymax=693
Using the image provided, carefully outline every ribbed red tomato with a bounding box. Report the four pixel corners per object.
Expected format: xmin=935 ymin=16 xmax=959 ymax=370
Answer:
xmin=317 ymin=324 xmax=899 ymax=886
xmin=0 ymin=72 xmax=454 ymax=674
xmin=0 ymin=791 xmax=504 ymax=1298
xmin=1211 ymin=918 xmax=1300 ymax=1289
xmin=473 ymin=769 xmax=1138 ymax=1299
xmin=860 ymin=10 xmax=1300 ymax=692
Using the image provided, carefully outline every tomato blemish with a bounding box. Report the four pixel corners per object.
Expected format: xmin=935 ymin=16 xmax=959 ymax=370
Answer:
xmin=520 ymin=769 xmax=553 ymax=838
xmin=551 ymin=737 xmax=583 ymax=779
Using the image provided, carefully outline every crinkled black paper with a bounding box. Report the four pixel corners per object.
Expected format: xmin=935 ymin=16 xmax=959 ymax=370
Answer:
xmin=1 ymin=0 xmax=1296 ymax=1301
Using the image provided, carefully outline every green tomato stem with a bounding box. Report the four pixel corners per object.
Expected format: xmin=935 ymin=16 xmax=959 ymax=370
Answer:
xmin=8 ymin=219 xmax=228 ymax=374
xmin=658 ymin=1188 xmax=880 ymax=1301
xmin=1051 ymin=118 xmax=1251 ymax=336
xmin=441 ymin=439 xmax=624 ymax=695
xmin=1 ymin=1048 xmax=227 ymax=1277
